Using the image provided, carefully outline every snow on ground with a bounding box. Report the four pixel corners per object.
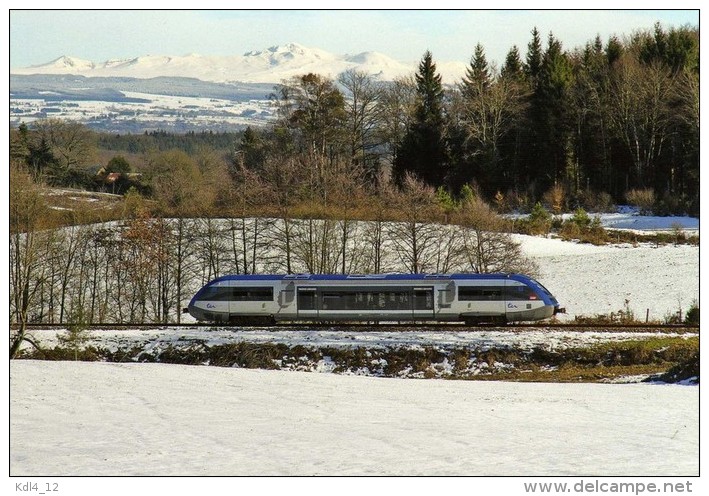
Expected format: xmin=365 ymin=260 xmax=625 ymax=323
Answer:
xmin=517 ymin=235 xmax=699 ymax=322
xmin=582 ymin=207 xmax=698 ymax=233
xmin=10 ymin=360 xmax=698 ymax=477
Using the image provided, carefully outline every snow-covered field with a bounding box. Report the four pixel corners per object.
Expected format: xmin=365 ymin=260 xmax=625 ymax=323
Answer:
xmin=10 ymin=92 xmax=277 ymax=131
xmin=519 ymin=235 xmax=698 ymax=322
xmin=9 ymin=212 xmax=701 ymax=485
xmin=10 ymin=360 xmax=699 ymax=477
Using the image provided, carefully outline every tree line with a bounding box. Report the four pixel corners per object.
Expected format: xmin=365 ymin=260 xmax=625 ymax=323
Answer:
xmin=261 ymin=22 xmax=698 ymax=215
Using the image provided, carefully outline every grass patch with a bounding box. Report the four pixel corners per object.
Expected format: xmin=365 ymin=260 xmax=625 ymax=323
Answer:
xmin=468 ymin=364 xmax=670 ymax=383
xmin=15 ymin=336 xmax=698 ymax=384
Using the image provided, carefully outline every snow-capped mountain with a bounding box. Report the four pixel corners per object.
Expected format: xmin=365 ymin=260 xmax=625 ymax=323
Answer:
xmin=12 ymin=43 xmax=466 ymax=84
xmin=33 ymin=55 xmax=97 ymax=71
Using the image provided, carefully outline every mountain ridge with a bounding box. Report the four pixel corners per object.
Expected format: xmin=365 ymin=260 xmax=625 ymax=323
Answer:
xmin=12 ymin=43 xmax=467 ymax=84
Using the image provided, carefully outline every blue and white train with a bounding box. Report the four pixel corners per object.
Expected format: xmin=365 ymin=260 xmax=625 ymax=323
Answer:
xmin=187 ymin=273 xmax=564 ymax=324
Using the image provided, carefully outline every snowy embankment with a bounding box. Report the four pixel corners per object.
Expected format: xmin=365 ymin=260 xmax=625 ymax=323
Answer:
xmin=520 ymin=209 xmax=699 ymax=320
xmin=10 ymin=360 xmax=698 ymax=476
xmin=518 ymin=235 xmax=699 ymax=322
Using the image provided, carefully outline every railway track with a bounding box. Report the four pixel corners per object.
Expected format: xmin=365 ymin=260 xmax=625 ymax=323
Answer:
xmin=15 ymin=322 xmax=699 ymax=332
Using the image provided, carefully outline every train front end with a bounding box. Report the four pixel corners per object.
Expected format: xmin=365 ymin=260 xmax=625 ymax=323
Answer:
xmin=186 ymin=277 xmax=233 ymax=323
xmin=506 ymin=274 xmax=565 ymax=321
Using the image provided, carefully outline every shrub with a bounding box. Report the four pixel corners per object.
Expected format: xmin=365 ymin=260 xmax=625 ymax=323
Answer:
xmin=559 ymin=220 xmax=582 ymax=241
xmin=493 ymin=191 xmax=507 ymax=213
xmin=671 ymin=223 xmax=687 ymax=245
xmin=542 ymin=184 xmax=566 ymax=214
xmin=571 ymin=207 xmax=591 ymax=228
xmin=685 ymin=300 xmax=699 ymax=325
xmin=626 ymin=188 xmax=655 ymax=215
xmin=559 ymin=209 xmax=607 ymax=245
xmin=57 ymin=307 xmax=92 ymax=361
xmin=516 ymin=202 xmax=552 ymax=235
xmin=586 ymin=216 xmax=608 ymax=245
xmin=574 ymin=299 xmax=638 ymax=324
xmin=505 ymin=188 xmax=533 ymax=213
xmin=653 ymin=351 xmax=699 ymax=384
xmin=577 ymin=190 xmax=616 ymax=213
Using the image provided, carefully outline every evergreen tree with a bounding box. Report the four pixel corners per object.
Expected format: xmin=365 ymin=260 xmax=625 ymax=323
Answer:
xmin=238 ymin=126 xmax=269 ymax=170
xmin=461 ymin=43 xmax=491 ymax=97
xmin=497 ymin=45 xmax=529 ymax=189
xmin=538 ymin=32 xmax=574 ymax=191
xmin=519 ymin=27 xmax=545 ymax=193
xmin=501 ymin=45 xmax=524 ymax=81
xmin=606 ymin=36 xmax=623 ymax=66
xmin=393 ymin=51 xmax=449 ymax=187
xmin=525 ymin=27 xmax=543 ymax=82
xmin=521 ymin=31 xmax=576 ymax=196
xmin=106 ymin=155 xmax=131 ymax=174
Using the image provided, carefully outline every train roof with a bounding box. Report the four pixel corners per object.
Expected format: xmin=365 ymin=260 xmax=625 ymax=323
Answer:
xmin=206 ymin=273 xmax=536 ymax=283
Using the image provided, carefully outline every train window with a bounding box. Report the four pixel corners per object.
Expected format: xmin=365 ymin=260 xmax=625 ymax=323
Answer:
xmin=458 ymin=286 xmax=505 ymax=301
xmin=197 ymin=287 xmax=232 ymax=301
xmin=458 ymin=285 xmax=541 ymax=301
xmin=232 ymin=287 xmax=274 ymax=301
xmin=307 ymin=289 xmax=415 ymax=311
xmin=505 ymin=286 xmax=539 ymax=301
xmin=298 ymin=290 xmax=317 ymax=310
xmin=198 ymin=286 xmax=273 ymax=302
xmin=321 ymin=293 xmax=343 ymax=310
xmin=413 ymin=289 xmax=433 ymax=310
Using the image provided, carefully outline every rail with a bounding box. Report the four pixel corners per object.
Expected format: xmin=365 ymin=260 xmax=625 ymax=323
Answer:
xmin=13 ymin=322 xmax=700 ymax=332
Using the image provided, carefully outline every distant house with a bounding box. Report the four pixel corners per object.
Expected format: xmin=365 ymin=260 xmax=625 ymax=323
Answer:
xmin=92 ymin=166 xmax=143 ymax=194
xmin=92 ymin=167 xmax=123 ymax=193
xmin=88 ymin=164 xmax=106 ymax=178
xmin=104 ymin=172 xmax=121 ymax=184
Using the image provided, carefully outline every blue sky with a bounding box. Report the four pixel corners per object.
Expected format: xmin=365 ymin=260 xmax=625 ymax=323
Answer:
xmin=9 ymin=9 xmax=699 ymax=69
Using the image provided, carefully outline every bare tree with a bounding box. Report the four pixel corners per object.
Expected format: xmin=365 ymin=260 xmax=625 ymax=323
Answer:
xmin=291 ymin=218 xmax=341 ymax=274
xmin=32 ymin=119 xmax=96 ymax=181
xmin=376 ymin=75 xmax=417 ymax=167
xmin=149 ymin=150 xmax=211 ymax=215
xmin=259 ymin=155 xmax=305 ymax=273
xmin=326 ymin=159 xmax=368 ymax=273
xmin=606 ymin=57 xmax=675 ymax=187
xmin=456 ymin=195 xmax=539 ymax=276
xmin=55 ymin=224 xmax=88 ymax=323
xmin=10 ymin=163 xmax=54 ymax=357
xmin=430 ymin=225 xmax=465 ymax=273
xmin=387 ymin=173 xmax=442 ymax=273
xmin=338 ymin=69 xmax=385 ymax=175
xmin=359 ymin=169 xmax=397 ymax=273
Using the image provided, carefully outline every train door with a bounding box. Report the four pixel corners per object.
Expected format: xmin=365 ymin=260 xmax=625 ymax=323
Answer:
xmin=297 ymin=287 xmax=318 ymax=319
xmin=278 ymin=282 xmax=295 ymax=319
xmin=504 ymin=280 xmax=527 ymax=322
xmin=503 ymin=278 xmax=511 ymax=322
xmin=504 ymin=279 xmax=523 ymax=322
xmin=412 ymin=287 xmax=435 ymax=319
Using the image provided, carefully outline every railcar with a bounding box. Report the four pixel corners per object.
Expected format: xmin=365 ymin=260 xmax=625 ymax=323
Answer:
xmin=186 ymin=273 xmax=564 ymax=324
